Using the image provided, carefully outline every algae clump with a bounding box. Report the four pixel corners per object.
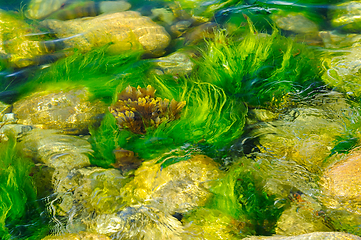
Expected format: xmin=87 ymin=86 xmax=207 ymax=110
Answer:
xmin=207 ymin=159 xmax=286 ymax=236
xmin=0 ymin=136 xmax=47 ymax=239
xmin=16 ymin=46 xmax=146 ymax=104
xmin=197 ymin=28 xmax=323 ymax=108
xmin=90 ymin=76 xmax=247 ymax=167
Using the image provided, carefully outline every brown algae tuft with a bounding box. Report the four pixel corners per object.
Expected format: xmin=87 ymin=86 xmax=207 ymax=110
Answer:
xmin=109 ymin=85 xmax=186 ymax=134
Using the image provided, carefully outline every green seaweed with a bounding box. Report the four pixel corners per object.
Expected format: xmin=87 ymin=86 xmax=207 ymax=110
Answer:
xmin=0 ymin=135 xmax=48 ymax=239
xmin=89 ymin=75 xmax=247 ymax=167
xmin=208 ymin=159 xmax=285 ymax=236
xmin=197 ymin=28 xmax=323 ymax=108
xmin=16 ymin=46 xmax=147 ymax=104
xmin=89 ymin=112 xmax=132 ymax=168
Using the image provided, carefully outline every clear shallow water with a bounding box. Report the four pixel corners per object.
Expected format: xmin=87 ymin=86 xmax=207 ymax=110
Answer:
xmin=1 ymin=0 xmax=361 ymax=239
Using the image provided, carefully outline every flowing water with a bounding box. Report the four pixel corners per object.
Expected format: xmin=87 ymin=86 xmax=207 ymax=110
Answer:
xmin=1 ymin=0 xmax=361 ymax=239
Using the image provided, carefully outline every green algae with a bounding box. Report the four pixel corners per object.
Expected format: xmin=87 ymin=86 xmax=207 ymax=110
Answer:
xmin=197 ymin=28 xmax=323 ymax=108
xmin=90 ymin=75 xmax=247 ymax=167
xmin=0 ymin=135 xmax=48 ymax=239
xmin=207 ymin=160 xmax=286 ymax=236
xmin=16 ymin=45 xmax=146 ymax=104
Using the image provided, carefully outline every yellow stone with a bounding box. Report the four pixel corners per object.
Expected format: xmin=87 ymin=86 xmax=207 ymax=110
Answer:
xmin=0 ymin=10 xmax=47 ymax=68
xmin=41 ymin=11 xmax=171 ymax=56
xmin=122 ymin=154 xmax=222 ymax=213
xmin=13 ymin=88 xmax=105 ymax=134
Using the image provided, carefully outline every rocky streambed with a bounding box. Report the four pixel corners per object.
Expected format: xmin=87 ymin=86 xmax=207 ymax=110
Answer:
xmin=1 ymin=0 xmax=361 ymax=239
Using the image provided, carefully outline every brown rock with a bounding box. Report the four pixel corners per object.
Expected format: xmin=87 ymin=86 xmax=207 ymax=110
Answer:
xmin=41 ymin=11 xmax=171 ymax=56
xmin=320 ymin=148 xmax=361 ymax=213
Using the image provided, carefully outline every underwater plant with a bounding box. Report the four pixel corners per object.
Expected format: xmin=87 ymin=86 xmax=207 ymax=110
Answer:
xmin=197 ymin=27 xmax=323 ymax=108
xmin=207 ymin=159 xmax=286 ymax=236
xmin=0 ymin=135 xmax=48 ymax=239
xmin=90 ymin=75 xmax=247 ymax=167
xmin=13 ymin=45 xmax=146 ymax=104
xmin=109 ymin=85 xmax=186 ymax=134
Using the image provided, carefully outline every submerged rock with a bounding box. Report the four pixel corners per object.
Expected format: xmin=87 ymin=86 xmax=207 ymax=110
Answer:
xmin=330 ymin=1 xmax=361 ymax=32
xmin=122 ymin=154 xmax=222 ymax=214
xmin=20 ymin=129 xmax=92 ymax=170
xmin=275 ymin=196 xmax=331 ymax=236
xmin=251 ymin=96 xmax=346 ymax=174
xmin=13 ymin=88 xmax=105 ymax=134
xmin=42 ymin=231 xmax=111 ymax=239
xmin=319 ymin=31 xmax=361 ymax=48
xmin=321 ymin=46 xmax=361 ymax=98
xmin=53 ymin=167 xmax=127 ymax=217
xmin=41 ymin=11 xmax=171 ymax=56
xmin=47 ymin=154 xmax=222 ymax=237
xmin=320 ymin=148 xmax=361 ymax=214
xmin=271 ymin=12 xmax=318 ymax=34
xmin=153 ymin=50 xmax=196 ymax=76
xmin=0 ymin=10 xmax=51 ymax=69
xmin=0 ymin=124 xmax=33 ymax=141
xmin=91 ymin=205 xmax=183 ymax=239
xmin=182 ymin=208 xmax=243 ymax=239
xmin=243 ymin=232 xmax=361 ymax=239
xmin=26 ymin=0 xmax=131 ymax=20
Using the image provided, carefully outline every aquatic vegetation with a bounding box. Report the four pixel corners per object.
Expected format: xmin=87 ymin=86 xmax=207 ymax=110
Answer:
xmin=197 ymin=28 xmax=323 ymax=107
xmin=208 ymin=159 xmax=285 ymax=236
xmin=16 ymin=45 xmax=146 ymax=104
xmin=215 ymin=5 xmax=274 ymax=36
xmin=0 ymin=135 xmax=47 ymax=239
xmin=109 ymin=85 xmax=186 ymax=134
xmin=327 ymin=210 xmax=361 ymax=237
xmin=90 ymin=75 xmax=247 ymax=166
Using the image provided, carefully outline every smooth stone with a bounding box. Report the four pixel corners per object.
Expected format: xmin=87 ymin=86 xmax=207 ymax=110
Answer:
xmin=122 ymin=154 xmax=223 ymax=214
xmin=41 ymin=11 xmax=171 ymax=56
xmin=320 ymin=149 xmax=361 ymax=213
xmin=13 ymin=88 xmax=105 ymax=135
xmin=20 ymin=129 xmax=92 ymax=170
